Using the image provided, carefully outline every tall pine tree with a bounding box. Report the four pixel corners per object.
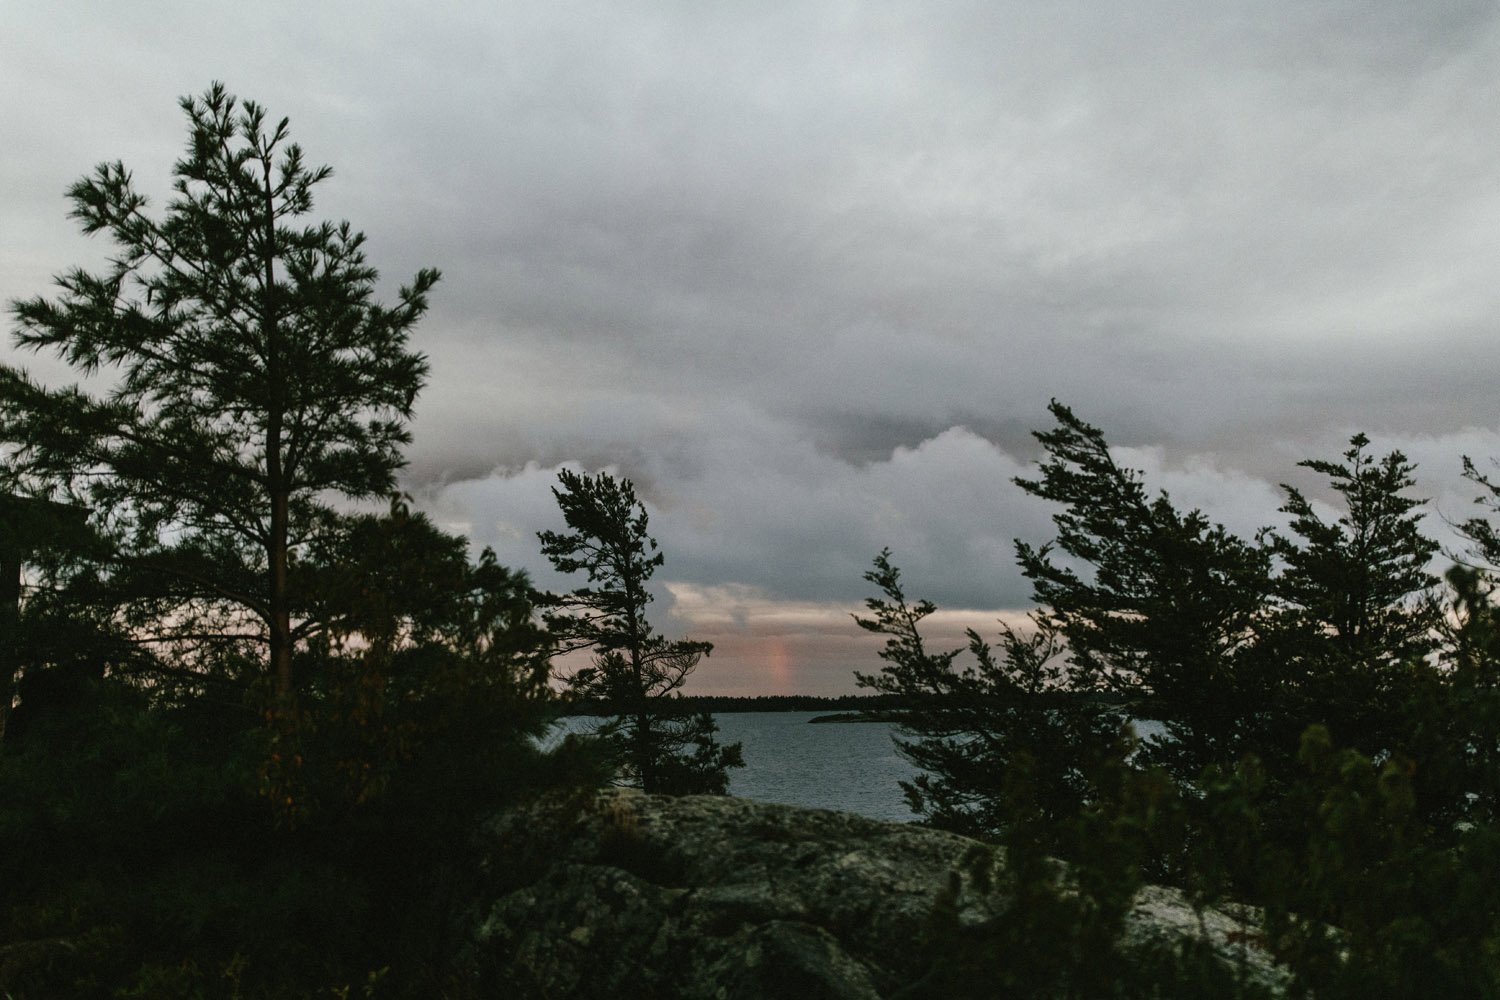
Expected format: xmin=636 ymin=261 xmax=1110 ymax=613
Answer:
xmin=1 ymin=84 xmax=436 ymax=708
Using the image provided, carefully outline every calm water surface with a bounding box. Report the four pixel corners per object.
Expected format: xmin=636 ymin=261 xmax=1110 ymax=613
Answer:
xmin=546 ymin=712 xmax=1167 ymax=825
xmin=547 ymin=711 xmax=919 ymax=823
xmin=715 ymin=712 xmax=919 ymax=823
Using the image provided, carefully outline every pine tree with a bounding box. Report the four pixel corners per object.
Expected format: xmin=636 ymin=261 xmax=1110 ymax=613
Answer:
xmin=1264 ymin=435 xmax=1441 ymax=755
xmin=1269 ymin=434 xmax=1439 ymax=664
xmin=292 ymin=499 xmax=561 ymax=818
xmin=1012 ymin=400 xmax=1272 ymax=778
xmin=538 ymin=469 xmax=742 ymax=793
xmin=1 ymin=83 xmax=437 ymax=708
xmin=854 ymin=548 xmax=1120 ymax=837
xmin=1457 ymin=454 xmax=1500 ymax=571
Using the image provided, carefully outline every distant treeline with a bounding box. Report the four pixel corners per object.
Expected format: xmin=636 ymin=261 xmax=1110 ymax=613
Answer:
xmin=558 ymin=693 xmax=907 ymax=715
xmin=558 ymin=691 xmax=1127 ymax=716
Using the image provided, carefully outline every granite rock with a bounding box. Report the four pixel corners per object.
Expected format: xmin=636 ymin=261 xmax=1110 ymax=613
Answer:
xmin=473 ymin=789 xmax=1288 ymax=998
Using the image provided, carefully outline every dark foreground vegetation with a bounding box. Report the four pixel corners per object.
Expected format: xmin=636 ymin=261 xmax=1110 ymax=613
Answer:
xmin=859 ymin=402 xmax=1500 ymax=998
xmin=3 ymin=85 xmax=1499 ymax=997
xmin=0 ymin=86 xmax=720 ymax=997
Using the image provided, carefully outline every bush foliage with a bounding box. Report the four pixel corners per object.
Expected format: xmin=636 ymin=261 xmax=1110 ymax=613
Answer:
xmin=860 ymin=401 xmax=1500 ymax=998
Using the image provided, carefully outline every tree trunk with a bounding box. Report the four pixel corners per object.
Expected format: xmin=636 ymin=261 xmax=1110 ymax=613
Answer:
xmin=269 ymin=489 xmax=292 ymax=702
xmin=0 ymin=551 xmax=19 ymax=743
xmin=261 ymin=161 xmax=294 ymax=706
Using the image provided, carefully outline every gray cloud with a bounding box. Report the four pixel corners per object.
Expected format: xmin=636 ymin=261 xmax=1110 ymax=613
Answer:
xmin=6 ymin=2 xmax=1500 ymax=690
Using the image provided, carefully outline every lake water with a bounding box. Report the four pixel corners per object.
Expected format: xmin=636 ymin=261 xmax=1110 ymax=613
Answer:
xmin=548 ymin=711 xmax=921 ymax=823
xmin=546 ymin=711 xmax=1168 ymax=825
xmin=715 ymin=712 xmax=921 ymax=822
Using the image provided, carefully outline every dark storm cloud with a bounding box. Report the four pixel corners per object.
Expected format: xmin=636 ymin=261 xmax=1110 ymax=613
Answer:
xmin=7 ymin=2 xmax=1500 ymax=678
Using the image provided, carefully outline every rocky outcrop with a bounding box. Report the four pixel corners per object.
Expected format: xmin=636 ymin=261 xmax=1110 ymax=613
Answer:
xmin=473 ymin=790 xmax=1288 ymax=999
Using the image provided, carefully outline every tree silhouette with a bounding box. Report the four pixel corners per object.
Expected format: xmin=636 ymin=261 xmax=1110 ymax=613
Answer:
xmin=1 ymin=83 xmax=437 ymax=709
xmin=538 ymin=469 xmax=742 ymax=793
xmin=1013 ymin=400 xmax=1271 ymax=778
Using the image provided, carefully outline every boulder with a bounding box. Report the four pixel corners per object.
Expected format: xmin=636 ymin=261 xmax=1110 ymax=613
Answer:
xmin=473 ymin=789 xmax=1288 ymax=998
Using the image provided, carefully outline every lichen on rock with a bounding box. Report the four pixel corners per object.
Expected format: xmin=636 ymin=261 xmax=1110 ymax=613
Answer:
xmin=474 ymin=789 xmax=1290 ymax=999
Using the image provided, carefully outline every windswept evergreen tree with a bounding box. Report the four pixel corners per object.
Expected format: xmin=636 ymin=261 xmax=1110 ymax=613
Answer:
xmin=854 ymin=405 xmax=1500 ymax=997
xmin=1428 ymin=458 xmax=1500 ymax=824
xmin=538 ymin=469 xmax=742 ymax=794
xmin=1458 ymin=454 xmax=1500 ymax=570
xmin=1259 ymin=435 xmax=1441 ymax=769
xmin=1267 ymin=434 xmax=1439 ymax=667
xmin=854 ymin=548 xmax=1120 ymax=838
xmin=1012 ymin=400 xmax=1273 ymax=778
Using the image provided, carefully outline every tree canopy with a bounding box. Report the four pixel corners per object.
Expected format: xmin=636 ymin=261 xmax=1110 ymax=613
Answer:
xmin=538 ymin=468 xmax=743 ymax=794
xmin=0 ymin=85 xmax=592 ymax=998
xmin=856 ymin=401 xmax=1500 ymax=998
xmin=1 ymin=82 xmax=437 ymax=703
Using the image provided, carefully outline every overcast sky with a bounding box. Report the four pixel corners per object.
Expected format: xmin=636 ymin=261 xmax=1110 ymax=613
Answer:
xmin=5 ymin=2 xmax=1500 ymax=694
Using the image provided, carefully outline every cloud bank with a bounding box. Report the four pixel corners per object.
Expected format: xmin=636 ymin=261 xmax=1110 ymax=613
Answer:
xmin=6 ymin=2 xmax=1500 ymax=691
